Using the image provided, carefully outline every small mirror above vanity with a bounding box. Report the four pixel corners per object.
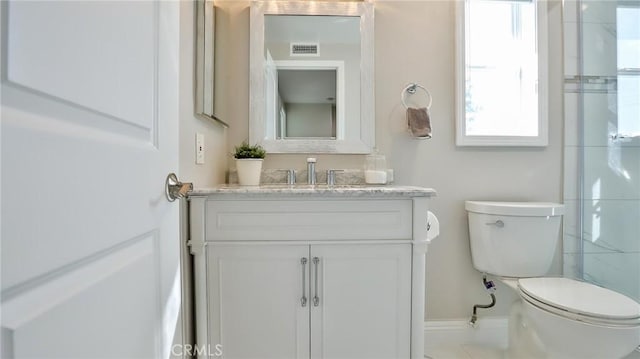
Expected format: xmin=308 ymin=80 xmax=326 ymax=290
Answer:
xmin=250 ymin=1 xmax=375 ymax=154
xmin=195 ymin=0 xmax=228 ymax=128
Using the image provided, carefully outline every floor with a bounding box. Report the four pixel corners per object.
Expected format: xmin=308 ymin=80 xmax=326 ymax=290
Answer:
xmin=425 ymin=345 xmax=640 ymax=359
xmin=425 ymin=345 xmax=504 ymax=359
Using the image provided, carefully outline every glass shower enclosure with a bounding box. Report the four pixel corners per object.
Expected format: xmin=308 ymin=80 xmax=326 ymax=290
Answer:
xmin=563 ymin=0 xmax=640 ymax=301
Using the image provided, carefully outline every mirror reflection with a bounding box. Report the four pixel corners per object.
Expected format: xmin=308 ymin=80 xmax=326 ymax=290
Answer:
xmin=276 ymin=69 xmax=337 ymax=139
xmin=264 ymin=14 xmax=360 ymax=140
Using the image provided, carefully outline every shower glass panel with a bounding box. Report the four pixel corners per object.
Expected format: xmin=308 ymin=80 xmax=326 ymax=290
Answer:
xmin=564 ymin=0 xmax=640 ymax=302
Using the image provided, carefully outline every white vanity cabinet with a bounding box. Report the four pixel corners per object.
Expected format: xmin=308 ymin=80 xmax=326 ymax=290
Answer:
xmin=205 ymin=244 xmax=310 ymax=358
xmin=188 ymin=187 xmax=435 ymax=359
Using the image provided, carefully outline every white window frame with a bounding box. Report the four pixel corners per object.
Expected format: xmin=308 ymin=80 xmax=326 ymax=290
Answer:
xmin=615 ymin=4 xmax=640 ymax=141
xmin=455 ymin=0 xmax=549 ymax=147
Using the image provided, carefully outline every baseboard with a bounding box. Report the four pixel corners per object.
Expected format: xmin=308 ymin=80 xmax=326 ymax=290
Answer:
xmin=424 ymin=317 xmax=508 ymax=351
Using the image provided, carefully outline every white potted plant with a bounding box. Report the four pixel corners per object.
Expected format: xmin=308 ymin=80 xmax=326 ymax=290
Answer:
xmin=233 ymin=142 xmax=266 ymax=186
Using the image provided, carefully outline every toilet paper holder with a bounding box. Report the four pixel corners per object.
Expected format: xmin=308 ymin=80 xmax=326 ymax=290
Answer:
xmin=427 ymin=211 xmax=440 ymax=242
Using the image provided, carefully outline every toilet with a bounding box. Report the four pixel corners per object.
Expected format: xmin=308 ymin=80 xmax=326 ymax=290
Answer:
xmin=465 ymin=201 xmax=640 ymax=359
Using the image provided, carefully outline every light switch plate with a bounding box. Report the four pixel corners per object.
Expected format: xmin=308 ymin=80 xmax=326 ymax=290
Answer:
xmin=196 ymin=133 xmax=205 ymax=164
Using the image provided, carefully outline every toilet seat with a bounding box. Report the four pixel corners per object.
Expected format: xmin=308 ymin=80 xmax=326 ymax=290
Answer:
xmin=518 ymin=277 xmax=640 ymax=327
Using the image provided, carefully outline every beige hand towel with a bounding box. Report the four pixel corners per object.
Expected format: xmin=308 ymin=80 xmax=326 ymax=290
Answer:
xmin=407 ymin=107 xmax=432 ymax=138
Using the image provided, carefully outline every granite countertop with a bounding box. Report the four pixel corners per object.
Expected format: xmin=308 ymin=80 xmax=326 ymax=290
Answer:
xmin=190 ymin=184 xmax=436 ymax=198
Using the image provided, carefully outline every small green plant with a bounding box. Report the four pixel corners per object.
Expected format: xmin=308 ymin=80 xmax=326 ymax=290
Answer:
xmin=233 ymin=142 xmax=266 ymax=159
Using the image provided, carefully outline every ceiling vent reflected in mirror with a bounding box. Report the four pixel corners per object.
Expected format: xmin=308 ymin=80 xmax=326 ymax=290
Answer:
xmin=290 ymin=43 xmax=320 ymax=56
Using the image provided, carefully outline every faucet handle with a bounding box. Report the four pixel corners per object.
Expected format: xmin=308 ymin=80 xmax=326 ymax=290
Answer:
xmin=326 ymin=169 xmax=344 ymax=186
xmin=286 ymin=169 xmax=296 ymax=185
xmin=276 ymin=169 xmax=296 ymax=185
xmin=307 ymin=158 xmax=317 ymax=185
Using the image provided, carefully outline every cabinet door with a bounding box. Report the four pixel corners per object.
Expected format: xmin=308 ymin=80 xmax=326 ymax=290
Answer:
xmin=310 ymin=244 xmax=412 ymax=359
xmin=207 ymin=244 xmax=310 ymax=359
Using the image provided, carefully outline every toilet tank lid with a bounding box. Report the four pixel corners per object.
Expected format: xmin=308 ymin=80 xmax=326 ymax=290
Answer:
xmin=465 ymin=201 xmax=564 ymax=217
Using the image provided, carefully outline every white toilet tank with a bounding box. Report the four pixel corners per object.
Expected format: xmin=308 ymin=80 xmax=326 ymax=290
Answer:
xmin=465 ymin=201 xmax=564 ymax=277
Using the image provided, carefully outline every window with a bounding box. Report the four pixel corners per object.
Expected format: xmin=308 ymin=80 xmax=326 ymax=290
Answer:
xmin=456 ymin=0 xmax=548 ymax=146
xmin=617 ymin=5 xmax=640 ymax=138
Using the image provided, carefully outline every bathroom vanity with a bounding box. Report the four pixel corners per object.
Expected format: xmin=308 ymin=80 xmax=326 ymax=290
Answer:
xmin=188 ymin=185 xmax=435 ymax=359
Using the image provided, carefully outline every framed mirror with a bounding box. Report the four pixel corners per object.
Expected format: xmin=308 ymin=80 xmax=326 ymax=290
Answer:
xmin=195 ymin=0 xmax=228 ymax=127
xmin=250 ymin=1 xmax=374 ymax=153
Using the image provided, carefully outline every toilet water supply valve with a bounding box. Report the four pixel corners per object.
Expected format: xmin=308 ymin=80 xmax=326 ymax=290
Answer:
xmin=469 ymin=274 xmax=497 ymax=327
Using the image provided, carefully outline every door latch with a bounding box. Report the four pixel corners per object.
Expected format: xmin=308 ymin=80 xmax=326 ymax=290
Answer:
xmin=165 ymin=173 xmax=193 ymax=202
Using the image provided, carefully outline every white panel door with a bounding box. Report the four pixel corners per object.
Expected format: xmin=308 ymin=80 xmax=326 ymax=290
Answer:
xmin=310 ymin=244 xmax=411 ymax=359
xmin=1 ymin=1 xmax=181 ymax=358
xmin=207 ymin=244 xmax=310 ymax=359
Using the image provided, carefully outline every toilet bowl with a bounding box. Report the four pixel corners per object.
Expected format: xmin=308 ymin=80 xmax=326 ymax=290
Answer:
xmin=508 ymin=277 xmax=640 ymax=358
xmin=466 ymin=201 xmax=640 ymax=358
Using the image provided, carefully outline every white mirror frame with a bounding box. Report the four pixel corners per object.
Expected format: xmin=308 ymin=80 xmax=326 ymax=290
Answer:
xmin=455 ymin=0 xmax=548 ymax=147
xmin=250 ymin=1 xmax=374 ymax=154
xmin=195 ymin=0 xmax=228 ymax=127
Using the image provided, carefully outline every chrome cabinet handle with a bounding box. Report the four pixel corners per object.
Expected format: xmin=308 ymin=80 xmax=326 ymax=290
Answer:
xmin=485 ymin=220 xmax=504 ymax=228
xmin=312 ymin=257 xmax=320 ymax=307
xmin=301 ymin=258 xmax=308 ymax=307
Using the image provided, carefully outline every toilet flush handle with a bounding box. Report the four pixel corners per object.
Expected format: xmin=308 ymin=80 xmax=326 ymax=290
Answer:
xmin=485 ymin=220 xmax=505 ymax=228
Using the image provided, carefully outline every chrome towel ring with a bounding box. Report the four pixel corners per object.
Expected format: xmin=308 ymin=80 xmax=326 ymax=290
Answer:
xmin=401 ymin=83 xmax=432 ymax=109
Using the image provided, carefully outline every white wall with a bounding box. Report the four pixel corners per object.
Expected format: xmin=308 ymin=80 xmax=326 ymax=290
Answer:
xmin=176 ymin=3 xmax=228 ymax=355
xmin=214 ymin=0 xmax=564 ymax=320
xmin=179 ymin=1 xmax=227 ymax=187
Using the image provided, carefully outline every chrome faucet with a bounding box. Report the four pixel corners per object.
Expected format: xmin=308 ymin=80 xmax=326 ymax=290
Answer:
xmin=326 ymin=169 xmax=343 ymax=186
xmin=285 ymin=169 xmax=296 ymax=185
xmin=307 ymin=158 xmax=317 ymax=185
xmin=276 ymin=169 xmax=296 ymax=185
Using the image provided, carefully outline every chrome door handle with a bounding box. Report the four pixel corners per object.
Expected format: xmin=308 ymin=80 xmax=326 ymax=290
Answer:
xmin=301 ymin=258 xmax=308 ymax=307
xmin=485 ymin=220 xmax=504 ymax=228
xmin=165 ymin=173 xmax=193 ymax=202
xmin=312 ymin=257 xmax=320 ymax=307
